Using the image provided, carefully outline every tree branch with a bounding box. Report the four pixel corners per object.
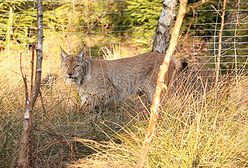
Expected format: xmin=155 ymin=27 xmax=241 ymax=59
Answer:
xmin=136 ymin=0 xmax=189 ymax=167
xmin=215 ymin=0 xmax=227 ymax=96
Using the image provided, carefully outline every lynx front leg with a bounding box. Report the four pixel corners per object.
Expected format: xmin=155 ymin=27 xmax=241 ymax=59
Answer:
xmin=78 ymin=75 xmax=118 ymax=115
xmin=79 ymin=94 xmax=95 ymax=113
xmin=78 ymin=89 xmax=111 ymax=114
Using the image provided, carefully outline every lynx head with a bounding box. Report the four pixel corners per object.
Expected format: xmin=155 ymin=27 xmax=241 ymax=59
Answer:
xmin=60 ymin=48 xmax=89 ymax=85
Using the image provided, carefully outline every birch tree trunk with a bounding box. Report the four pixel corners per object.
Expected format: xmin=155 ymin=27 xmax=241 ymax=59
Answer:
xmin=136 ymin=0 xmax=188 ymax=167
xmin=152 ymin=0 xmax=177 ymax=53
xmin=17 ymin=0 xmax=43 ymax=167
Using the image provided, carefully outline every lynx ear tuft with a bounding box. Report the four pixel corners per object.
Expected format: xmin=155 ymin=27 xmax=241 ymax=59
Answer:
xmin=78 ymin=50 xmax=84 ymax=58
xmin=60 ymin=47 xmax=68 ymax=60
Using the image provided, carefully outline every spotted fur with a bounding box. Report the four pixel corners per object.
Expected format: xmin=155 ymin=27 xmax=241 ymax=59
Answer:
xmin=61 ymin=49 xmax=180 ymax=112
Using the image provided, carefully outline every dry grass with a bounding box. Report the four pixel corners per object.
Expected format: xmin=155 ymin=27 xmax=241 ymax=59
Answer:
xmin=0 ymin=47 xmax=140 ymax=167
xmin=101 ymin=45 xmax=139 ymax=60
xmin=0 ymin=47 xmax=247 ymax=168
xmin=68 ymin=74 xmax=248 ymax=168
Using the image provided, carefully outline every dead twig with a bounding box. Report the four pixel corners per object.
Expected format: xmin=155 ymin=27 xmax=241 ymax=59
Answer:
xmin=30 ymin=45 xmax=35 ymax=98
xmin=19 ymin=53 xmax=29 ymax=105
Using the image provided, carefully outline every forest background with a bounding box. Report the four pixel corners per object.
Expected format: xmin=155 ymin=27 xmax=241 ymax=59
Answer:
xmin=0 ymin=0 xmax=247 ymax=65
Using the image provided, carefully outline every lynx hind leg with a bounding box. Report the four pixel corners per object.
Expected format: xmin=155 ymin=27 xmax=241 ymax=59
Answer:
xmin=140 ymin=83 xmax=155 ymax=104
xmin=146 ymin=87 xmax=155 ymax=103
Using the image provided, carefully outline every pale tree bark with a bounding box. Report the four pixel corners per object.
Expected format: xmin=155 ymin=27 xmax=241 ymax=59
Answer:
xmin=32 ymin=0 xmax=43 ymax=103
xmin=17 ymin=0 xmax=43 ymax=167
xmin=152 ymin=0 xmax=177 ymax=53
xmin=136 ymin=0 xmax=189 ymax=167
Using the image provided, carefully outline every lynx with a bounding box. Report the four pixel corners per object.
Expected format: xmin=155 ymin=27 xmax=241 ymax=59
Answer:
xmin=61 ymin=49 xmax=180 ymax=112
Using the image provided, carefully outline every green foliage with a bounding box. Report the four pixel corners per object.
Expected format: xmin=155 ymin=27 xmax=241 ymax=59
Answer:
xmin=0 ymin=0 xmax=247 ymax=69
xmin=0 ymin=0 xmax=119 ymax=51
xmin=126 ymin=0 xmax=162 ymax=31
xmin=0 ymin=1 xmax=37 ymax=45
xmin=124 ymin=0 xmax=162 ymax=45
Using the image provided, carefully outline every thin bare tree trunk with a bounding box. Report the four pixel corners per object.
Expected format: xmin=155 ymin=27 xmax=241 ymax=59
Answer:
xmin=17 ymin=0 xmax=43 ymax=167
xmin=136 ymin=0 xmax=188 ymax=167
xmin=152 ymin=0 xmax=177 ymax=53
xmin=234 ymin=0 xmax=240 ymax=81
xmin=215 ymin=0 xmax=227 ymax=96
xmin=32 ymin=0 xmax=43 ymax=104
xmin=18 ymin=53 xmax=32 ymax=168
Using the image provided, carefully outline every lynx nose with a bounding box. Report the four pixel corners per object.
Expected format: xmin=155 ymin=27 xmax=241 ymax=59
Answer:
xmin=67 ymin=73 xmax=73 ymax=78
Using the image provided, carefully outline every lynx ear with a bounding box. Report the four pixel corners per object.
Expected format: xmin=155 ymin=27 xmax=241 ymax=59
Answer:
xmin=77 ymin=50 xmax=84 ymax=58
xmin=60 ymin=47 xmax=68 ymax=60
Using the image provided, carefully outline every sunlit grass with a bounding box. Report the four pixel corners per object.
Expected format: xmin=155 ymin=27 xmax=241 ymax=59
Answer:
xmin=0 ymin=47 xmax=247 ymax=167
xmin=69 ymin=75 xmax=248 ymax=168
xmin=101 ymin=45 xmax=133 ymax=60
xmin=0 ymin=47 xmax=140 ymax=167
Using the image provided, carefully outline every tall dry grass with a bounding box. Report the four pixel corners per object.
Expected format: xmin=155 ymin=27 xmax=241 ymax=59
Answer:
xmin=68 ymin=73 xmax=248 ymax=168
xmin=0 ymin=47 xmax=139 ymax=167
xmin=0 ymin=47 xmax=247 ymax=167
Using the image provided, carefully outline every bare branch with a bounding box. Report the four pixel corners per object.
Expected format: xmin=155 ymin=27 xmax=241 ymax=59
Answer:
xmin=215 ymin=0 xmax=227 ymax=94
xmin=234 ymin=0 xmax=240 ymax=81
xmin=136 ymin=0 xmax=189 ymax=167
xmin=30 ymin=45 xmax=35 ymax=98
xmin=19 ymin=53 xmax=29 ymax=109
